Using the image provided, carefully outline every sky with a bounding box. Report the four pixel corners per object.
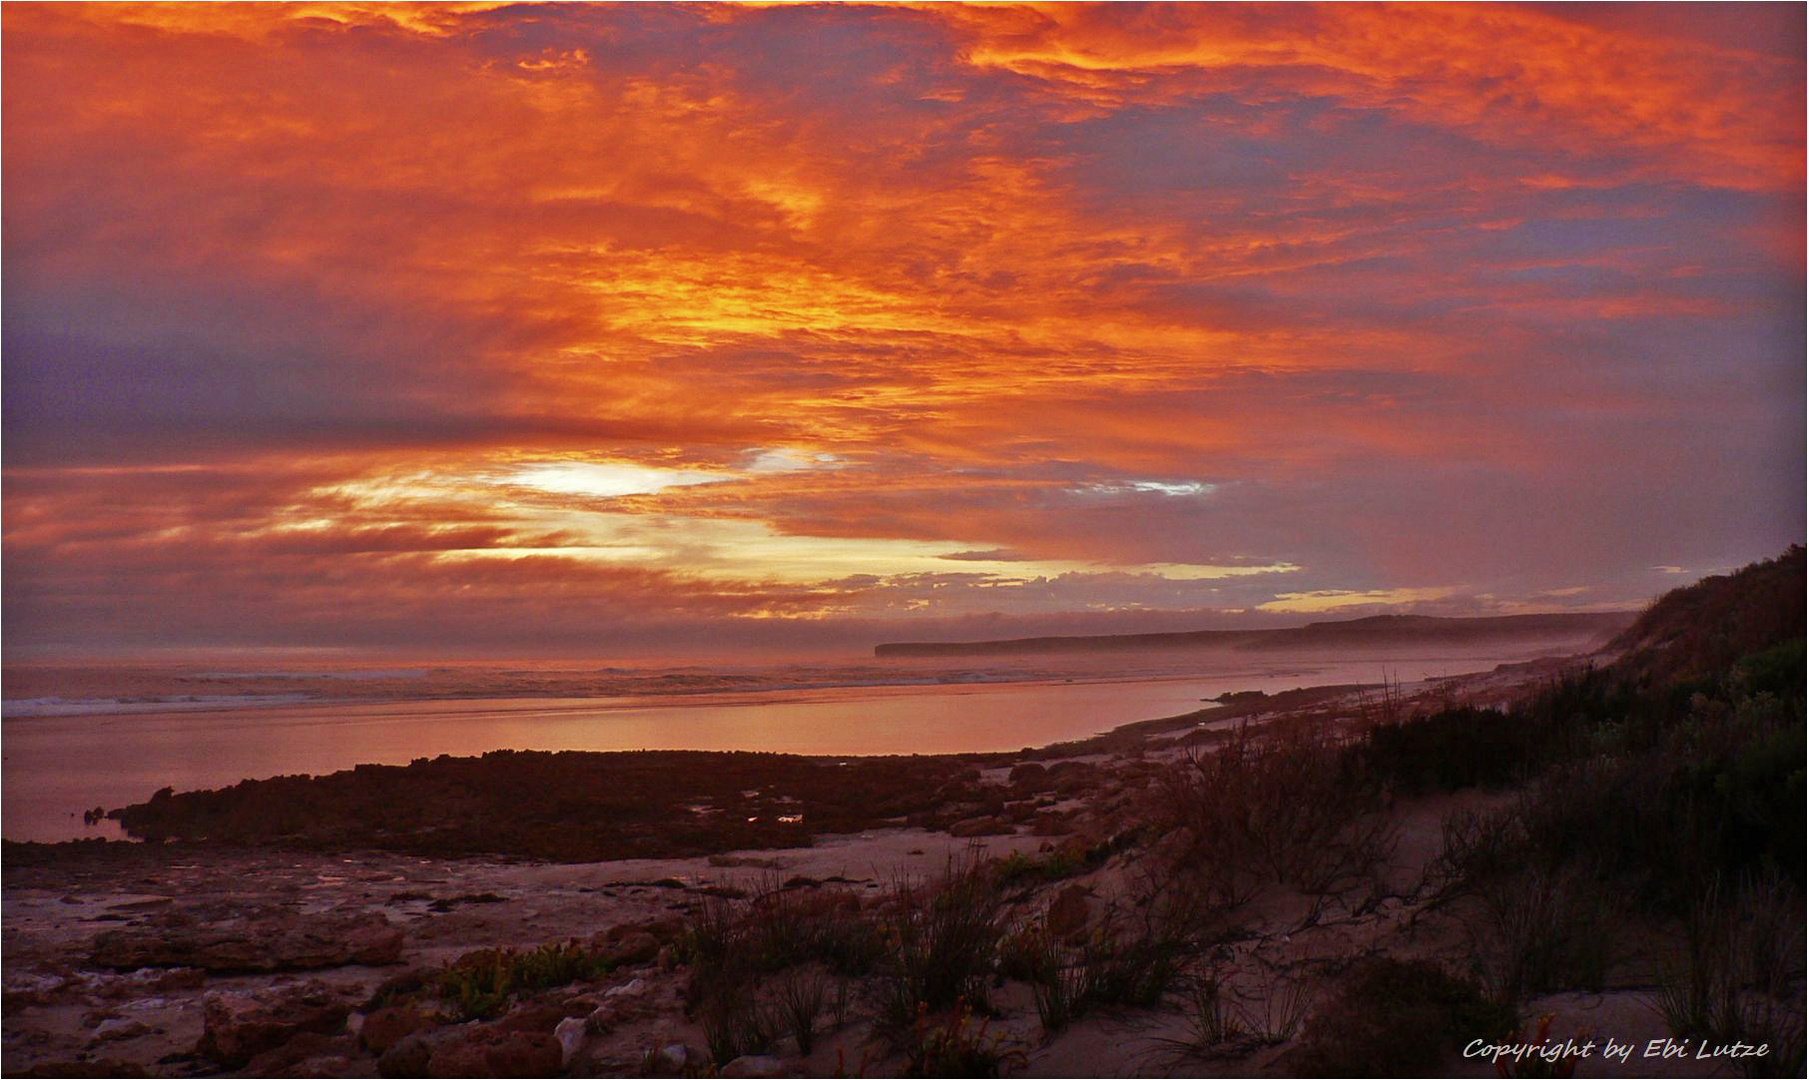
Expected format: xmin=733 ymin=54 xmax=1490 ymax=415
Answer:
xmin=3 ymin=2 xmax=1804 ymax=659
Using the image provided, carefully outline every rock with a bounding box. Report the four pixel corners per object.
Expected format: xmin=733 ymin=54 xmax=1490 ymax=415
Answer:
xmin=602 ymin=917 xmax=684 ymax=943
xmin=603 ymin=931 xmax=661 ymax=967
xmin=94 ymin=906 xmax=403 ymax=973
xmin=1008 ymin=762 xmax=1049 ymax=788
xmin=1046 ymin=883 xmax=1091 ymax=940
xmin=721 ymin=1054 xmax=787 ymax=1077
xmin=425 ymin=1027 xmax=562 ymax=1078
xmin=650 ymin=1041 xmax=697 ymax=1075
xmin=76 ymin=966 xmax=207 ymax=1004
xmin=195 ymin=980 xmax=357 ymax=1067
xmin=87 ymin=1018 xmax=153 ymax=1045
xmin=948 ymin=815 xmax=1012 ymax=837
xmin=584 ymin=1002 xmax=618 ymax=1035
xmin=586 ymin=976 xmax=653 ymax=1032
xmin=360 ymin=1004 xmax=435 ymax=1054
xmin=377 ymin=1031 xmax=438 ymax=1078
xmin=3 ymin=971 xmax=70 ymax=1009
xmin=244 ymin=1031 xmax=362 ymax=1077
xmin=555 ymin=1015 xmax=587 ymax=1067
xmin=493 ymin=1003 xmax=574 ymax=1035
xmin=20 ymin=1058 xmax=148 ymax=1077
xmin=604 ymin=977 xmax=647 ymax=1000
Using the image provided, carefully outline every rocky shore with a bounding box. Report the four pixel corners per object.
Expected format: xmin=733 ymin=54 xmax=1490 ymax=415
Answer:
xmin=4 ymin=549 xmax=1802 ymax=1078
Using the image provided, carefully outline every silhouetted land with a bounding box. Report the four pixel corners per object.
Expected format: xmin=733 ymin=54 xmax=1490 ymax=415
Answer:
xmin=873 ymin=610 xmax=1633 ymax=657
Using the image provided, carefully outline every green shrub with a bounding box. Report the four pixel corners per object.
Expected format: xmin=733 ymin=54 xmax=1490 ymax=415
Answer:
xmin=435 ymin=940 xmax=612 ymax=1021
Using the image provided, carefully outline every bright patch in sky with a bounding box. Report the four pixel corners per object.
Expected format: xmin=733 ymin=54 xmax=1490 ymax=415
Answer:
xmin=1256 ymin=587 xmax=1458 ymax=614
xmin=505 ymin=462 xmax=725 ymax=499
xmin=746 ymin=448 xmax=839 ymax=473
xmin=1076 ymin=481 xmax=1217 ymax=497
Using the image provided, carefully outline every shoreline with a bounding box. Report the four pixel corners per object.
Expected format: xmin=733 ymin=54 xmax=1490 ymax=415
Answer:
xmin=3 ymin=651 xmax=1588 ymax=860
xmin=2 ymin=652 xmax=1567 ymax=847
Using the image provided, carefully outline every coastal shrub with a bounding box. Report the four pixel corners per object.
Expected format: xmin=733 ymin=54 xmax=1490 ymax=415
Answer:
xmin=1019 ymin=870 xmax=1201 ymax=1032
xmin=1653 ymin=874 xmax=1805 ymax=1077
xmin=1180 ymin=970 xmax=1243 ymax=1050
xmin=991 ymin=831 xmax=1137 ymax=890
xmin=1349 ymin=705 xmax=1539 ymax=794
xmin=1159 ymin=723 xmax=1394 ymax=903
xmin=1234 ymin=977 xmax=1314 ymax=1045
xmin=1607 ymin=545 xmax=1805 ymax=685
xmin=435 ymin=940 xmax=612 ymax=1021
xmin=682 ymin=875 xmax=880 ymax=991
xmin=1291 ymin=958 xmax=1516 ymax=1077
xmin=1026 ymin=916 xmax=1191 ymax=1033
xmin=1436 ymin=670 xmax=1805 ymax=917
xmin=900 ymin=998 xmax=1026 ymax=1078
xmin=874 ymin=850 xmax=1008 ymax=1032
xmin=1471 ymin=865 xmax=1620 ymax=1001
xmin=1431 ymin=807 xmax=1527 ymax=892
xmin=777 ymin=969 xmax=828 ymax=1055
xmin=699 ymin=990 xmax=782 ymax=1066
xmin=1173 ymin=968 xmax=1312 ymax=1052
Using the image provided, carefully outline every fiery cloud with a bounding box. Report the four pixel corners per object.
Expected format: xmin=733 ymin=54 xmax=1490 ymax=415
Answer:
xmin=3 ymin=3 xmax=1802 ymax=656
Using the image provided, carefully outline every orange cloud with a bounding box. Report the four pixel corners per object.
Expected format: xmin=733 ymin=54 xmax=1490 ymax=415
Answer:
xmin=3 ymin=3 xmax=1801 ymax=654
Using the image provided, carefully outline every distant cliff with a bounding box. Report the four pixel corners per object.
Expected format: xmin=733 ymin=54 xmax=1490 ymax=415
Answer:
xmin=873 ymin=611 xmax=1635 ymax=658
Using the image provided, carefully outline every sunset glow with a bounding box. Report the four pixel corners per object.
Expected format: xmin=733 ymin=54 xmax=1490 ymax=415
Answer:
xmin=4 ymin=2 xmax=1803 ymax=657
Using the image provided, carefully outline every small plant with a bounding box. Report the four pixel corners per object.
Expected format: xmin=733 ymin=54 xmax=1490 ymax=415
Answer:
xmin=1029 ymin=956 xmax=1086 ymax=1032
xmin=1292 ymin=958 xmax=1517 ymax=1077
xmin=699 ymin=990 xmax=782 ymax=1066
xmin=1473 ymin=865 xmax=1618 ymax=1001
xmin=1182 ymin=970 xmax=1243 ymax=1049
xmin=1431 ymin=807 xmax=1528 ymax=893
xmin=1016 ymin=873 xmax=1198 ymax=1033
xmin=874 ymin=849 xmax=1007 ymax=1031
xmin=993 ymin=848 xmax=1085 ymax=888
xmin=1234 ymin=977 xmax=1313 ymax=1044
xmin=1494 ymin=1014 xmax=1584 ymax=1078
xmin=1652 ymin=874 xmax=1806 ymax=1077
xmin=1157 ymin=722 xmax=1395 ymax=904
xmin=434 ymin=940 xmax=613 ymax=1021
xmin=991 ymin=832 xmax=1139 ymax=890
xmin=904 ymin=999 xmax=1026 ymax=1078
xmin=777 ymin=969 xmax=827 ymax=1055
xmin=682 ymin=874 xmax=883 ymax=1024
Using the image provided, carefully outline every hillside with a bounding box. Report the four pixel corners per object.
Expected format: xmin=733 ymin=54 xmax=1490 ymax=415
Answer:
xmin=1606 ymin=545 xmax=1806 ymax=682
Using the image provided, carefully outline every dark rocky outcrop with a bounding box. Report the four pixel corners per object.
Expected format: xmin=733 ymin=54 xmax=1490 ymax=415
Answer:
xmin=92 ymin=905 xmax=403 ymax=973
xmin=196 ymin=980 xmax=359 ymax=1067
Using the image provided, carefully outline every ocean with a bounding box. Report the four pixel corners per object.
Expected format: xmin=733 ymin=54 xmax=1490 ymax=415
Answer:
xmin=2 ymin=646 xmax=1555 ymax=842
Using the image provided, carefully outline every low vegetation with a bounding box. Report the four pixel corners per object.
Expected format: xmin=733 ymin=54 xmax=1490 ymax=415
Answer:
xmin=1159 ymin=721 xmax=1396 ymax=903
xmin=1290 ymin=958 xmax=1517 ymax=1077
xmin=434 ymin=941 xmax=615 ymax=1021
